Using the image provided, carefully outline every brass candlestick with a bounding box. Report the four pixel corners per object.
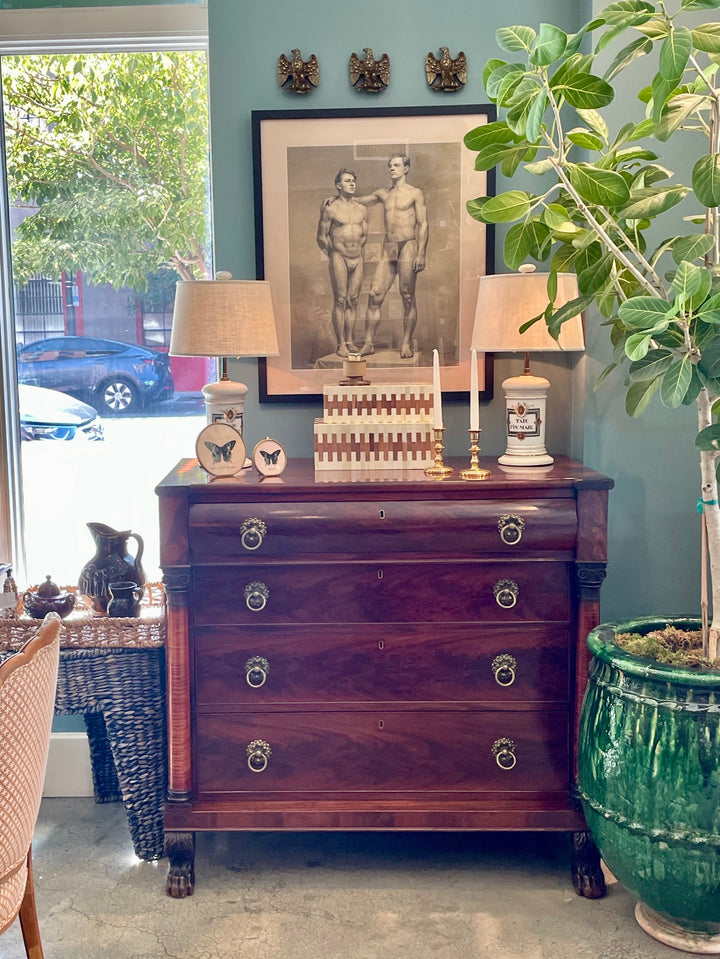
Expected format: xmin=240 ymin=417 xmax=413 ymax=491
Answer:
xmin=425 ymin=427 xmax=454 ymax=478
xmin=460 ymin=429 xmax=490 ymax=480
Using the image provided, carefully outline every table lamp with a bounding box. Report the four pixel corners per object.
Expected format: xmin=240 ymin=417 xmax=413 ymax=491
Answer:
xmin=472 ymin=265 xmax=584 ymax=466
xmin=169 ymin=273 xmax=279 ymax=446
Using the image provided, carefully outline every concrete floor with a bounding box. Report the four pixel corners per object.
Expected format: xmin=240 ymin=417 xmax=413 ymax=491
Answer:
xmin=1 ymin=798 xmax=682 ymax=959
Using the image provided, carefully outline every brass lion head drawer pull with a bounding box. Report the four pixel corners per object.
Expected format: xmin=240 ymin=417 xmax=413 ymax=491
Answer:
xmin=240 ymin=518 xmax=267 ymax=551
xmin=245 ymin=655 xmax=270 ymax=688
xmin=498 ymin=513 xmax=525 ymax=545
xmin=246 ymin=739 xmax=272 ymax=773
xmin=493 ymin=579 xmax=519 ymax=609
xmin=492 ymin=653 xmax=517 ymax=687
xmin=244 ymin=581 xmax=270 ymax=611
xmin=492 ymin=737 xmax=517 ymax=770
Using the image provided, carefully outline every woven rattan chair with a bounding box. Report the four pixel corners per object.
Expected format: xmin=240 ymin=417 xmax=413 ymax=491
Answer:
xmin=0 ymin=612 xmax=60 ymax=959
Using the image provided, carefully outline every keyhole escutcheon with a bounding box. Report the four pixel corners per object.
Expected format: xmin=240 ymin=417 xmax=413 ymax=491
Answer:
xmin=377 ymin=569 xmax=384 ymax=580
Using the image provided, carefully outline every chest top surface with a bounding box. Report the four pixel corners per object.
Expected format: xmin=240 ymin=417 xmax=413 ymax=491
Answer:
xmin=156 ymin=455 xmax=613 ymax=504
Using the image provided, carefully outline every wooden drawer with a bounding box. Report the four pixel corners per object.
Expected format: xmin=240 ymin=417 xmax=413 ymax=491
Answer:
xmin=194 ymin=623 xmax=570 ymax=705
xmin=192 ymin=561 xmax=570 ymax=625
xmin=194 ymin=709 xmax=570 ymax=795
xmin=188 ymin=499 xmax=577 ymax=562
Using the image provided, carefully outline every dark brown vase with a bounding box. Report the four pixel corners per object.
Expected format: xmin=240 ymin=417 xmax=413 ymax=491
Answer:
xmin=78 ymin=523 xmax=145 ymax=613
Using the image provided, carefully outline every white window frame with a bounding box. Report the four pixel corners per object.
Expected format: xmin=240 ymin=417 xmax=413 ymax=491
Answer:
xmin=0 ymin=5 xmax=209 ymax=576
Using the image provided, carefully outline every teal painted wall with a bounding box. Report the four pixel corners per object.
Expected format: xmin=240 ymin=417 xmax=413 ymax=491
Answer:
xmin=208 ymin=0 xmax=700 ymax=624
xmin=207 ymin=0 xmax=589 ymax=465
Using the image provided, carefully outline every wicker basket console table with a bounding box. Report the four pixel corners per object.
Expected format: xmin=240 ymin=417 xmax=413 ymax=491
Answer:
xmin=0 ymin=585 xmax=167 ymax=861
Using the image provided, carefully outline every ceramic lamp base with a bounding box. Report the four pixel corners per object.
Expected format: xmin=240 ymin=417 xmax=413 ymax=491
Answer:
xmin=498 ymin=371 xmax=554 ymax=467
xmin=635 ymin=903 xmax=720 ymax=954
xmin=202 ymin=378 xmax=252 ymax=468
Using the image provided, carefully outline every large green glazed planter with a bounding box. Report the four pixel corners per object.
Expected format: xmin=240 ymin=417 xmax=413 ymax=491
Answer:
xmin=578 ymin=617 xmax=720 ymax=950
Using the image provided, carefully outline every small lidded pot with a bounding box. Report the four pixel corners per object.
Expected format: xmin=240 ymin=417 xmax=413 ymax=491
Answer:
xmin=23 ymin=575 xmax=76 ymax=619
xmin=340 ymin=354 xmax=370 ymax=386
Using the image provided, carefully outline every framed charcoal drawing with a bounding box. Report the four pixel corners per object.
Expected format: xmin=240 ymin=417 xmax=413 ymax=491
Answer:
xmin=252 ymin=105 xmax=495 ymax=403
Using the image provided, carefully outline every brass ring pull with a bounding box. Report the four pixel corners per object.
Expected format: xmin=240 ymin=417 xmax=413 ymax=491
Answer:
xmin=246 ymin=739 xmax=272 ymax=773
xmin=240 ymin=518 xmax=267 ymax=551
xmin=492 ymin=737 xmax=517 ymax=770
xmin=492 ymin=653 xmax=517 ymax=687
xmin=244 ymin=581 xmax=269 ymax=611
xmin=498 ymin=513 xmax=525 ymax=546
xmin=245 ymin=655 xmax=270 ymax=688
xmin=493 ymin=579 xmax=519 ymax=609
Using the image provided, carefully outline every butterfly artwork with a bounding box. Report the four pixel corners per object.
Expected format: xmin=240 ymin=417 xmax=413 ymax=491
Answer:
xmin=260 ymin=448 xmax=281 ymax=466
xmin=195 ymin=423 xmax=246 ymax=477
xmin=205 ymin=439 xmax=236 ymax=464
xmin=253 ymin=438 xmax=287 ymax=477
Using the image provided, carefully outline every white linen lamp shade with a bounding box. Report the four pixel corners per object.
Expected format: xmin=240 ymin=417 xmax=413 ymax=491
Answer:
xmin=471 ymin=266 xmax=584 ymax=466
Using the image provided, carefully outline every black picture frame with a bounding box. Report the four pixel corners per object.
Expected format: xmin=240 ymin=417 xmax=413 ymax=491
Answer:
xmin=252 ymin=105 xmax=495 ymax=403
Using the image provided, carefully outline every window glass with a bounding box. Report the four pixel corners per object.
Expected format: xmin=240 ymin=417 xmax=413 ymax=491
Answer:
xmin=3 ymin=48 xmax=212 ymax=586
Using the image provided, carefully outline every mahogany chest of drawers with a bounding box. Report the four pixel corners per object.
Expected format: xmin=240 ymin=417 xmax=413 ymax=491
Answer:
xmin=157 ymin=456 xmax=613 ymax=897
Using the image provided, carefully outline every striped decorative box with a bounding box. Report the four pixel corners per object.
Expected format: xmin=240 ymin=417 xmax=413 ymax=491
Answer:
xmin=314 ymin=384 xmax=434 ymax=471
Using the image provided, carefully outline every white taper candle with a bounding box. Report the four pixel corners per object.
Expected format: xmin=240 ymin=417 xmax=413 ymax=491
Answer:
xmin=432 ymin=348 xmax=443 ymax=429
xmin=470 ymin=347 xmax=479 ymax=431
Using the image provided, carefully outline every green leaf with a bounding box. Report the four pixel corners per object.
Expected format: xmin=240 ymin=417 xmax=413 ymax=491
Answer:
xmin=604 ymin=36 xmax=653 ymax=82
xmin=504 ymin=221 xmax=551 ymax=269
xmin=530 ymin=23 xmax=568 ymax=66
xmin=628 ymin=349 xmax=674 ymax=381
xmin=696 ymin=423 xmax=720 ymax=450
xmin=544 ymin=203 xmax=575 ymax=230
xmin=524 ymin=157 xmax=555 ymax=174
xmin=464 ymin=121 xmax=517 ymax=151
xmin=576 ymin=108 xmax=609 ymax=140
xmin=551 ymin=243 xmax=580 ymax=273
xmin=659 ymin=27 xmax=692 ymax=83
xmin=693 ymin=153 xmax=720 ymax=207
xmin=691 ymin=23 xmax=720 ymax=53
xmin=626 ymin=377 xmax=661 ymax=415
xmin=655 ymin=93 xmax=707 ymax=141
xmin=682 ymin=366 xmax=703 ymax=405
xmin=479 ymin=190 xmax=533 ymax=223
xmin=496 ymin=25 xmax=537 ymax=52
xmin=504 ymin=222 xmax=532 ymax=269
xmin=567 ymin=128 xmax=605 ymax=150
xmin=625 ymin=331 xmax=656 ymax=360
xmin=618 ymin=295 xmax=672 ymax=329
xmin=554 ymin=72 xmax=615 ymax=108
xmin=636 ymin=18 xmax=671 ymax=39
xmin=472 ymin=142 xmax=528 ymax=172
xmin=699 ymin=338 xmax=720 ymax=377
xmin=466 ymin=197 xmax=493 ymax=222
xmin=526 ymin=89 xmax=548 ymax=142
xmin=578 ymin=252 xmax=614 ymax=294
xmin=651 ymin=73 xmax=679 ymax=123
xmin=682 ymin=0 xmax=720 ymax=9
xmin=619 ymin=186 xmax=689 ymax=218
xmin=600 ymin=0 xmax=655 ymax=25
xmin=672 ymin=260 xmax=704 ymax=298
xmin=568 ymin=162 xmax=631 ymax=206
xmin=483 ymin=58 xmax=507 ymax=90
xmin=661 ymin=356 xmax=693 ymax=407
xmin=546 ymin=295 xmax=593 ymax=339
xmin=485 ymin=63 xmax=525 ymax=102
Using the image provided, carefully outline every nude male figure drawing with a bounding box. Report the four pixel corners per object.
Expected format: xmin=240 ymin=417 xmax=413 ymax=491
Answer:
xmin=357 ymin=153 xmax=429 ymax=359
xmin=316 ymin=168 xmax=368 ymax=358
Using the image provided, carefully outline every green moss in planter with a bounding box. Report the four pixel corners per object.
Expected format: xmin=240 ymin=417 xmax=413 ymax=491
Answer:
xmin=615 ymin=625 xmax=720 ymax=670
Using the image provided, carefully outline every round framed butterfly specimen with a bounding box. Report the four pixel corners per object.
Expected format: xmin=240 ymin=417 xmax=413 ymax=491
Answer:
xmin=252 ymin=437 xmax=288 ymax=477
xmin=195 ymin=422 xmax=247 ymax=477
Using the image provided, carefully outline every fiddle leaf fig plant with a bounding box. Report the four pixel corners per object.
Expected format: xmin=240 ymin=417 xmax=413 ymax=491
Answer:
xmin=466 ymin=0 xmax=720 ymax=658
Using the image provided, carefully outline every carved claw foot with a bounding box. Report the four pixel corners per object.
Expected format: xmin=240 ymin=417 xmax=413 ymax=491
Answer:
xmin=571 ymin=830 xmax=606 ymax=899
xmin=165 ymin=831 xmax=196 ymax=898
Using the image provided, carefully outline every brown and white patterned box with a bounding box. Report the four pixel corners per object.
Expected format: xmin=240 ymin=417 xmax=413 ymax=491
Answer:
xmin=314 ymin=384 xmax=434 ymax=471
